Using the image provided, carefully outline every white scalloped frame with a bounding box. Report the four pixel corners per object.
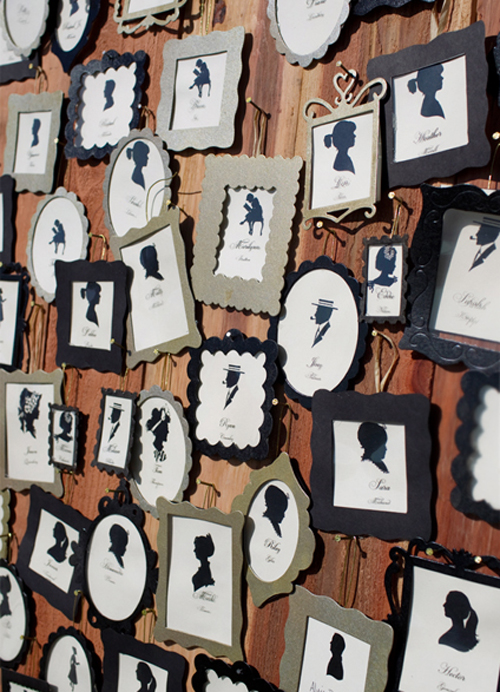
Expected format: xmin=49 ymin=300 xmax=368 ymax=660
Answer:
xmin=191 ymin=154 xmax=302 ymax=316
xmin=114 ymin=0 xmax=187 ymax=34
xmin=0 ymin=0 xmax=50 ymax=57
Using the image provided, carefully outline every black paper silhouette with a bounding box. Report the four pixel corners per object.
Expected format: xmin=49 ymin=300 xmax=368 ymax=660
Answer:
xmin=192 ymin=534 xmax=215 ymax=591
xmin=189 ymin=59 xmax=211 ymax=98
xmin=326 ymin=632 xmax=345 ymax=681
xmin=69 ymin=0 xmax=79 ymax=16
xmin=240 ymin=193 xmax=264 ymax=236
xmin=127 ymin=141 xmax=150 ymax=190
xmin=439 ymin=590 xmax=479 ymax=652
xmin=47 ymin=520 xmax=69 ymax=563
xmin=108 ymin=523 xmax=129 ymax=568
xmin=107 ymin=403 xmax=124 ymax=442
xmin=80 ymin=281 xmax=101 ymax=327
xmin=136 ymin=661 xmax=157 ymax=692
xmin=49 ymin=219 xmax=66 ymax=255
xmin=223 ymin=364 xmax=244 ymax=409
xmin=104 ymin=80 xmax=116 ymax=111
xmin=18 ymin=387 xmax=42 ymax=438
xmin=68 ymin=647 xmax=80 ymax=691
xmin=407 ymin=64 xmax=445 ymax=119
xmin=55 ymin=411 xmax=73 ymax=443
xmin=140 ymin=244 xmax=164 ymax=281
xmin=469 ymin=219 xmax=500 ymax=271
xmin=368 ymin=246 xmax=398 ymax=291
xmin=311 ymin=299 xmax=337 ymax=347
xmin=357 ymin=421 xmax=389 ymax=474
xmin=262 ymin=484 xmax=289 ymax=538
xmin=324 ymin=120 xmax=356 ymax=174
xmin=0 ymin=287 xmax=6 ymax=324
xmin=146 ymin=407 xmax=170 ymax=463
xmin=0 ymin=574 xmax=12 ymax=618
xmin=31 ymin=118 xmax=41 ymax=147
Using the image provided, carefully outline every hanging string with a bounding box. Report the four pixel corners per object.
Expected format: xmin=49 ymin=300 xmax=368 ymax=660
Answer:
xmin=63 ymin=470 xmax=77 ymax=506
xmin=337 ymin=535 xmax=366 ymax=608
xmin=160 ymin=353 xmax=174 ymax=391
xmin=62 ymin=363 xmax=78 ymax=406
xmin=72 ymin=590 xmax=83 ymax=627
xmin=200 ymin=0 xmax=215 ymax=35
xmin=144 ymin=174 xmax=178 ymax=223
xmin=432 ymin=0 xmax=453 ymax=37
xmin=388 ymin=192 xmax=404 ymax=238
xmin=142 ymin=608 xmax=157 ymax=643
xmin=319 ymin=223 xmax=341 ymax=258
xmin=0 ymin=533 xmax=12 ymax=562
xmin=488 ymin=133 xmax=500 ymax=190
xmin=27 ymin=300 xmax=47 ymax=373
xmin=372 ymin=329 xmax=399 ymax=393
xmin=246 ymin=97 xmax=269 ymax=157
xmin=120 ymin=366 xmax=130 ymax=391
xmin=140 ymin=105 xmax=155 ymax=131
xmin=196 ymin=479 xmax=219 ymax=508
xmin=23 ymin=636 xmax=41 ymax=677
xmin=274 ymin=400 xmax=295 ymax=457
xmin=34 ymin=66 xmax=48 ymax=94
xmin=89 ymin=232 xmax=108 ymax=262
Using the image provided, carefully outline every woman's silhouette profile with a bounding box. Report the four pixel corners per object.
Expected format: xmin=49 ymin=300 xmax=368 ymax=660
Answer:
xmin=407 ymin=64 xmax=445 ymax=118
xmin=262 ymin=485 xmax=289 ymax=538
xmin=368 ymin=246 xmax=398 ymax=291
xmin=326 ymin=632 xmax=345 ymax=681
xmin=357 ymin=422 xmax=389 ymax=474
xmin=140 ymin=244 xmax=164 ymax=281
xmin=240 ymin=193 xmax=264 ymax=236
xmin=0 ymin=574 xmax=12 ymax=618
xmin=19 ymin=388 xmax=42 ymax=438
xmin=189 ymin=59 xmax=211 ymax=98
xmin=109 ymin=523 xmax=129 ymax=568
xmin=47 ymin=521 xmax=69 ymax=563
xmin=31 ymin=118 xmax=41 ymax=147
xmin=55 ymin=411 xmax=73 ymax=443
xmin=104 ymin=80 xmax=116 ymax=111
xmin=439 ymin=591 xmax=479 ymax=652
xmin=136 ymin=661 xmax=157 ymax=692
xmin=68 ymin=646 xmax=79 ymax=691
xmin=324 ymin=120 xmax=356 ymax=174
xmin=126 ymin=141 xmax=150 ymax=190
xmin=80 ymin=281 xmax=101 ymax=326
xmin=192 ymin=534 xmax=215 ymax=591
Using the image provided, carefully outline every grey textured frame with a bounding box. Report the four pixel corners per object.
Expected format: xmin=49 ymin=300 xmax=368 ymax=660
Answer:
xmin=26 ymin=187 xmax=89 ymax=303
xmin=0 ymin=369 xmax=63 ymax=496
xmin=303 ymin=70 xmax=387 ymax=226
xmin=0 ymin=0 xmax=50 ymax=57
xmin=114 ymin=0 xmax=187 ymax=34
xmin=280 ymin=586 xmax=394 ymax=692
xmin=191 ymin=154 xmax=302 ymax=315
xmin=0 ymin=489 xmax=10 ymax=559
xmin=266 ymin=0 xmax=350 ymax=67
xmin=130 ymin=385 xmax=192 ymax=517
xmin=154 ymin=498 xmax=245 ymax=661
xmin=157 ymin=26 xmax=245 ymax=152
xmin=103 ymin=128 xmax=172 ymax=240
xmin=110 ymin=206 xmax=201 ymax=368
xmin=231 ymin=452 xmax=315 ymax=607
xmin=4 ymin=91 xmax=63 ymax=194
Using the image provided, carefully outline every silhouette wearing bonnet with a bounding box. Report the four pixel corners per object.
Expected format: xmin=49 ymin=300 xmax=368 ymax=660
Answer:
xmin=146 ymin=407 xmax=170 ymax=463
xmin=469 ymin=218 xmax=500 ymax=271
xmin=18 ymin=388 xmax=42 ymax=438
xmin=104 ymin=80 xmax=116 ymax=111
xmin=439 ymin=590 xmax=479 ymax=652
xmin=324 ymin=120 xmax=356 ymax=174
xmin=80 ymin=281 xmax=101 ymax=326
xmin=47 ymin=521 xmax=69 ymax=563
xmin=357 ymin=421 xmax=389 ymax=474
xmin=127 ymin=141 xmax=150 ymax=190
xmin=192 ymin=534 xmax=215 ymax=591
xmin=31 ymin=118 xmax=41 ymax=147
xmin=326 ymin=632 xmax=346 ymax=681
xmin=263 ymin=484 xmax=289 ymax=538
xmin=136 ymin=661 xmax=157 ymax=692
xmin=0 ymin=574 xmax=12 ymax=618
xmin=368 ymin=246 xmax=398 ymax=291
xmin=108 ymin=523 xmax=129 ymax=568
xmin=407 ymin=64 xmax=445 ymax=119
xmin=189 ymin=59 xmax=211 ymax=98
xmin=140 ymin=244 xmax=164 ymax=281
xmin=55 ymin=411 xmax=73 ymax=443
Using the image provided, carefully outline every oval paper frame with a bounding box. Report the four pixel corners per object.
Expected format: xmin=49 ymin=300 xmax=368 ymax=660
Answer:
xmin=39 ymin=626 xmax=99 ymax=692
xmin=0 ymin=0 xmax=49 ymax=57
xmin=51 ymin=0 xmax=101 ymax=73
xmin=0 ymin=560 xmax=30 ymax=668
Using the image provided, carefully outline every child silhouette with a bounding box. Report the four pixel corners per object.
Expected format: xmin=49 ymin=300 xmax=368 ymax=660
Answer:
xmin=324 ymin=120 xmax=357 ymax=174
xmin=357 ymin=421 xmax=389 ymax=474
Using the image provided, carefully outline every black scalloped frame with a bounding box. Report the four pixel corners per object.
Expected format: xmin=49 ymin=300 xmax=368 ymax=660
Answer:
xmin=0 ymin=175 xmax=15 ymax=264
xmin=385 ymin=538 xmax=500 ymax=692
xmin=0 ymin=263 xmax=30 ymax=371
xmin=49 ymin=403 xmax=80 ymax=471
xmin=39 ymin=626 xmax=100 ymax=692
xmin=92 ymin=388 xmax=136 ymax=476
xmin=76 ymin=482 xmax=157 ymax=635
xmin=268 ymin=256 xmax=368 ymax=410
xmin=187 ymin=329 xmax=278 ymax=462
xmin=102 ymin=628 xmax=186 ymax=692
xmin=361 ymin=234 xmax=408 ymax=324
xmin=353 ymin=0 xmax=434 ymax=15
xmin=400 ymin=184 xmax=500 ymax=372
xmin=0 ymin=49 xmax=39 ymax=85
xmin=451 ymin=371 xmax=500 ymax=526
xmin=192 ymin=653 xmax=280 ymax=692
xmin=366 ymin=21 xmax=490 ymax=188
xmin=65 ymin=50 xmax=147 ymax=160
xmin=16 ymin=485 xmax=90 ymax=620
xmin=0 ymin=559 xmax=31 ymax=669
xmin=2 ymin=670 xmax=54 ymax=692
xmin=51 ymin=0 xmax=101 ymax=73
xmin=55 ymin=259 xmax=129 ymax=374
xmin=310 ymin=390 xmax=433 ymax=541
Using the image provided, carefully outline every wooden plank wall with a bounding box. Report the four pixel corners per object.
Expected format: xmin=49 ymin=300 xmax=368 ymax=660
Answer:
xmin=1 ymin=0 xmax=499 ymax=687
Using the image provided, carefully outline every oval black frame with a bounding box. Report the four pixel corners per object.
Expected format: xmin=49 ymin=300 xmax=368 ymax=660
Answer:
xmin=39 ymin=625 xmax=100 ymax=692
xmin=51 ymin=0 xmax=102 ymax=73
xmin=0 ymin=559 xmax=31 ymax=669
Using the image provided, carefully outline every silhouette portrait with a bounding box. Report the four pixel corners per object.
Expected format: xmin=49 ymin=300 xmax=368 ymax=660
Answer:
xmin=262 ymin=484 xmax=289 ymax=538
xmin=407 ymin=64 xmax=445 ymax=119
xmin=47 ymin=520 xmax=69 ymax=563
xmin=140 ymin=244 xmax=164 ymax=281
xmin=55 ymin=411 xmax=73 ymax=443
xmin=69 ymin=0 xmax=79 ymax=16
xmin=107 ymin=403 xmax=124 ymax=442
xmin=326 ymin=632 xmax=345 ymax=681
xmin=311 ymin=299 xmax=337 ymax=347
xmin=324 ymin=120 xmax=357 ymax=174
xmin=0 ymin=574 xmax=12 ymax=618
xmin=192 ymin=533 xmax=215 ymax=591
xmin=108 ymin=523 xmax=129 ymax=568
xmin=68 ymin=646 xmax=80 ymax=691
xmin=31 ymin=118 xmax=41 ymax=147
xmin=80 ymin=281 xmax=101 ymax=327
xmin=127 ymin=141 xmax=150 ymax=190
xmin=469 ymin=218 xmax=500 ymax=271
xmin=136 ymin=661 xmax=157 ymax=692
xmin=18 ymin=387 xmax=42 ymax=438
xmin=189 ymin=59 xmax=211 ymax=98
xmin=223 ymin=364 xmax=244 ymax=409
xmin=0 ymin=287 xmax=6 ymax=324
xmin=146 ymin=407 xmax=170 ymax=463
xmin=357 ymin=421 xmax=389 ymax=474
xmin=368 ymin=246 xmax=398 ymax=291
xmin=240 ymin=193 xmax=264 ymax=236
xmin=438 ymin=590 xmax=479 ymax=652
xmin=49 ymin=219 xmax=66 ymax=255
xmin=104 ymin=79 xmax=116 ymax=111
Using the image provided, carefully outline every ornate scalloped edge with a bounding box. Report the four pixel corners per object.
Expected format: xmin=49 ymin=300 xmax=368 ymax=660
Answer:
xmin=39 ymin=626 xmax=100 ymax=691
xmin=192 ymin=653 xmax=281 ymax=692
xmin=113 ymin=0 xmax=186 ymax=34
xmin=353 ymin=0 xmax=434 ymax=15
xmin=0 ymin=0 xmax=49 ymax=57
xmin=51 ymin=0 xmax=101 ymax=73
xmin=187 ymin=329 xmax=278 ymax=462
xmin=48 ymin=404 xmax=80 ymax=471
xmin=361 ymin=234 xmax=408 ymax=325
xmin=91 ymin=388 xmax=137 ymax=477
xmin=0 ymin=263 xmax=30 ymax=372
xmin=0 ymin=559 xmax=31 ymax=668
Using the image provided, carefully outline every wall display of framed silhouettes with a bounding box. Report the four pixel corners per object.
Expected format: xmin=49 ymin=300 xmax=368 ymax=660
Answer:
xmin=110 ymin=206 xmax=201 ymax=368
xmin=386 ymin=539 xmax=500 ymax=692
xmin=400 ymin=184 xmax=500 ymax=372
xmin=187 ymin=329 xmax=277 ymax=462
xmin=157 ymin=26 xmax=245 ymax=152
xmin=0 ymin=175 xmax=15 ymax=265
xmin=0 ymin=0 xmax=49 ymax=57
xmin=367 ymin=21 xmax=490 ymax=188
xmin=55 ymin=260 xmax=129 ymax=373
xmin=192 ymin=654 xmax=277 ymax=692
xmin=0 ymin=489 xmax=10 ymax=559
xmin=49 ymin=404 xmax=79 ymax=471
xmin=191 ymin=153 xmax=302 ymax=316
xmin=362 ymin=234 xmax=408 ymax=323
xmin=310 ymin=390 xmax=433 ymax=541
xmin=130 ymin=386 xmax=192 ymax=517
xmin=269 ymin=256 xmax=367 ymax=410
xmin=92 ymin=389 xmax=136 ymax=476
xmin=0 ymin=560 xmax=30 ymax=668
xmin=17 ymin=486 xmax=90 ymax=619
xmin=0 ymin=264 xmax=29 ymax=372
xmin=0 ymin=370 xmax=64 ymax=496
xmin=231 ymin=452 xmax=315 ymax=607
xmin=65 ymin=50 xmax=147 ymax=160
xmin=155 ymin=498 xmax=245 ymax=661
xmin=40 ymin=626 xmax=98 ymax=692
xmin=103 ymin=129 xmax=172 ymax=239
xmin=0 ymin=5 xmax=39 ymax=86
xmin=102 ymin=628 xmax=186 ymax=692
xmin=3 ymin=91 xmax=63 ymax=194
xmin=280 ymin=586 xmax=393 ymax=692
xmin=451 ymin=371 xmax=500 ymax=527
xmin=113 ymin=0 xmax=187 ymax=34
xmin=51 ymin=0 xmax=101 ymax=73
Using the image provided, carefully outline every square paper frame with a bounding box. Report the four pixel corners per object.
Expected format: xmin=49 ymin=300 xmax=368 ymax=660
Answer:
xmin=0 ymin=175 xmax=15 ymax=264
xmin=49 ymin=404 xmax=80 ymax=471
xmin=113 ymin=0 xmax=187 ymax=34
xmin=92 ymin=388 xmax=136 ymax=477
xmin=0 ymin=264 xmax=30 ymax=372
xmin=361 ymin=234 xmax=408 ymax=324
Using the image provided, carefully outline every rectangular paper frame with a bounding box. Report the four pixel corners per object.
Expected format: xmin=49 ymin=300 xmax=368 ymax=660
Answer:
xmin=92 ymin=388 xmax=136 ymax=476
xmin=361 ymin=234 xmax=408 ymax=324
xmin=48 ymin=403 xmax=79 ymax=471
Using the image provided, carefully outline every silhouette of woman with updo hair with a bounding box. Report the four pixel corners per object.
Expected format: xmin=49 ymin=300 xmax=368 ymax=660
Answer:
xmin=0 ymin=574 xmax=12 ymax=618
xmin=368 ymin=246 xmax=398 ymax=291
xmin=136 ymin=661 xmax=157 ymax=692
xmin=31 ymin=118 xmax=41 ymax=147
xmin=19 ymin=388 xmax=41 ymax=438
xmin=109 ymin=523 xmax=129 ymax=568
xmin=48 ymin=521 xmax=69 ymax=563
xmin=357 ymin=422 xmax=389 ymax=474
xmin=140 ymin=244 xmax=164 ymax=281
xmin=324 ymin=120 xmax=356 ymax=174
xmin=104 ymin=80 xmax=116 ymax=111
xmin=263 ymin=485 xmax=289 ymax=538
xmin=192 ymin=534 xmax=215 ymax=591
xmin=55 ymin=411 xmax=73 ymax=443
xmin=80 ymin=281 xmax=101 ymax=326
xmin=326 ymin=632 xmax=345 ymax=681
xmin=127 ymin=141 xmax=150 ymax=190
xmin=407 ymin=64 xmax=445 ymax=118
xmin=439 ymin=591 xmax=479 ymax=652
xmin=69 ymin=0 xmax=79 ymax=16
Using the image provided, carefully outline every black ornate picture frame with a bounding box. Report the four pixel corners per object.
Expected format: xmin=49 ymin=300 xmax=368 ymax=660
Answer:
xmin=2 ymin=670 xmax=54 ymax=692
xmin=361 ymin=234 xmax=408 ymax=324
xmin=193 ymin=654 xmax=277 ymax=692
xmin=0 ymin=559 xmax=30 ymax=668
xmin=0 ymin=175 xmax=15 ymax=264
xmin=400 ymin=184 xmax=500 ymax=373
xmin=92 ymin=388 xmax=136 ymax=477
xmin=353 ymin=0 xmax=434 ymax=15
xmin=40 ymin=626 xmax=99 ymax=692
xmin=310 ymin=390 xmax=433 ymax=541
xmin=187 ymin=329 xmax=278 ymax=462
xmin=51 ymin=0 xmax=101 ymax=73
xmin=0 ymin=43 xmax=39 ymax=85
xmin=49 ymin=404 xmax=80 ymax=471
xmin=0 ymin=263 xmax=29 ymax=372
